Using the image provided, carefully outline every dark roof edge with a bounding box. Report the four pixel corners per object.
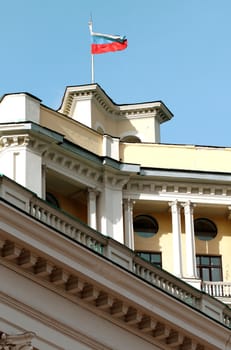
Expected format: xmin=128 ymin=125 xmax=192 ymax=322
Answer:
xmin=0 ymin=92 xmax=42 ymax=103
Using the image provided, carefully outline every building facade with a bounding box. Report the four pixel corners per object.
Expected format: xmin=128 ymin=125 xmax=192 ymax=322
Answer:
xmin=0 ymin=84 xmax=231 ymax=350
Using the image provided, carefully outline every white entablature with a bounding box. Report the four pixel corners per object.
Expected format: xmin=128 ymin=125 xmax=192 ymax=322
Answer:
xmin=124 ymin=179 xmax=231 ymax=205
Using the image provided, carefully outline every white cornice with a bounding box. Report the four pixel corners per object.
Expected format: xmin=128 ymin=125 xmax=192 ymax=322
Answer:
xmin=140 ymin=168 xmax=231 ymax=182
xmin=0 ymin=134 xmax=52 ymax=156
xmin=124 ymin=179 xmax=231 ymax=205
xmin=59 ymin=85 xmax=173 ymax=124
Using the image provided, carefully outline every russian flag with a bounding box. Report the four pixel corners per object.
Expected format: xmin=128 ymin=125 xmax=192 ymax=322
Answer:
xmin=89 ymin=24 xmax=127 ymax=54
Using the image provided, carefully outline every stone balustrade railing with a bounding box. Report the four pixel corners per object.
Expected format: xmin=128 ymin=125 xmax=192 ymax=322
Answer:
xmin=133 ymin=257 xmax=200 ymax=308
xmin=0 ymin=175 xmax=231 ymax=329
xmin=202 ymin=281 xmax=231 ymax=297
xmin=30 ymin=199 xmax=106 ymax=255
xmin=29 ymin=197 xmax=202 ymax=306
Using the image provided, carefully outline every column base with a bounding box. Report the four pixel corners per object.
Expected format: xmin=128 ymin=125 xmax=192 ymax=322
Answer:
xmin=182 ymin=277 xmax=201 ymax=290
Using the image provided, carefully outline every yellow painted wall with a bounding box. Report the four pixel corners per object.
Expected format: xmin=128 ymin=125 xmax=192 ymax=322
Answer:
xmin=91 ymin=103 xmax=156 ymax=142
xmin=134 ymin=211 xmax=231 ymax=281
xmin=134 ymin=212 xmax=173 ymax=272
xmin=40 ymin=106 xmax=103 ymax=156
xmin=41 ymin=106 xmax=231 ymax=174
xmin=117 ymin=118 xmax=155 ymax=141
xmin=120 ymin=143 xmax=231 ymax=172
xmin=92 ymin=102 xmax=112 ymax=134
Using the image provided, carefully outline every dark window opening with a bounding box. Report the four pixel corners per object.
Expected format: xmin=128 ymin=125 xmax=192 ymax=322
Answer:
xmin=121 ymin=135 xmax=141 ymax=143
xmin=46 ymin=192 xmax=60 ymax=208
xmin=133 ymin=215 xmax=159 ymax=238
xmin=196 ymin=255 xmax=222 ymax=281
xmin=136 ymin=251 xmax=162 ymax=268
xmin=194 ymin=218 xmax=217 ymax=241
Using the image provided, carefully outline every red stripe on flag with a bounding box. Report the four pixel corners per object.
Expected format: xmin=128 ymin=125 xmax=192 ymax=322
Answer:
xmin=91 ymin=40 xmax=128 ymax=54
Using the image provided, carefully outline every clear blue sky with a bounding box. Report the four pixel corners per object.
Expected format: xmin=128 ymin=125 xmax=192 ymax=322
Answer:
xmin=1 ymin=0 xmax=231 ymax=146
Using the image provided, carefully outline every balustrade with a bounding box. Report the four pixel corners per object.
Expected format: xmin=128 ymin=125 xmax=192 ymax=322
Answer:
xmin=202 ymin=281 xmax=231 ymax=297
xmin=30 ymin=198 xmax=106 ymax=254
xmin=29 ymin=196 xmax=202 ymax=309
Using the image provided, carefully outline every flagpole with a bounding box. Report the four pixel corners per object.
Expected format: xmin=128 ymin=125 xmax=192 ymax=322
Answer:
xmin=88 ymin=19 xmax=95 ymax=83
xmin=91 ymin=53 xmax=94 ymax=83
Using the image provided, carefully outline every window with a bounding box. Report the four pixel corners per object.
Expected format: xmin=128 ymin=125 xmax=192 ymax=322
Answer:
xmin=194 ymin=218 xmax=217 ymax=241
xmin=46 ymin=192 xmax=60 ymax=208
xmin=120 ymin=135 xmax=141 ymax=143
xmin=133 ymin=215 xmax=159 ymax=238
xmin=196 ymin=255 xmax=222 ymax=281
xmin=136 ymin=251 xmax=162 ymax=268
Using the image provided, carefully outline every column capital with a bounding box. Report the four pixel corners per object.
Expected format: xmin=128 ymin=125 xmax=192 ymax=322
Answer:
xmin=182 ymin=201 xmax=196 ymax=214
xmin=123 ymin=198 xmax=135 ymax=210
xmin=227 ymin=206 xmax=231 ymax=220
xmin=168 ymin=199 xmax=178 ymax=207
xmin=88 ymin=187 xmax=99 ymax=198
xmin=168 ymin=200 xmax=182 ymax=213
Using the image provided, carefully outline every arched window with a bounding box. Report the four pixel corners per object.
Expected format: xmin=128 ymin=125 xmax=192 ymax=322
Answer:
xmin=133 ymin=215 xmax=159 ymax=238
xmin=120 ymin=135 xmax=141 ymax=143
xmin=194 ymin=218 xmax=217 ymax=241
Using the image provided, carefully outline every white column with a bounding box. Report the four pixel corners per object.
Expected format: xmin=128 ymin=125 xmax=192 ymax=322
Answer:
xmin=169 ymin=200 xmax=183 ymax=277
xmin=183 ymin=201 xmax=197 ymax=278
xmin=123 ymin=198 xmax=134 ymax=250
xmin=97 ymin=173 xmax=125 ymax=243
xmin=88 ymin=189 xmax=98 ymax=230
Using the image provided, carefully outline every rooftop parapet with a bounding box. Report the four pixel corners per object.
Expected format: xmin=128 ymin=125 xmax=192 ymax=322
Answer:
xmin=59 ymin=84 xmax=173 ymax=143
xmin=0 ymin=93 xmax=41 ymax=124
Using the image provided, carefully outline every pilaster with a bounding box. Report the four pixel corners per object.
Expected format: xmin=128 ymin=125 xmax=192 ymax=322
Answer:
xmin=183 ymin=201 xmax=197 ymax=278
xmin=123 ymin=198 xmax=134 ymax=250
xmin=87 ymin=188 xmax=98 ymax=230
xmin=169 ymin=200 xmax=183 ymax=278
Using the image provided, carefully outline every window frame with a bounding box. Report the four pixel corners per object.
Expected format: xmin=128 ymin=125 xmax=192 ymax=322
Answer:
xmin=133 ymin=215 xmax=159 ymax=238
xmin=136 ymin=251 xmax=162 ymax=269
xmin=194 ymin=218 xmax=217 ymax=241
xmin=196 ymin=255 xmax=223 ymax=281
